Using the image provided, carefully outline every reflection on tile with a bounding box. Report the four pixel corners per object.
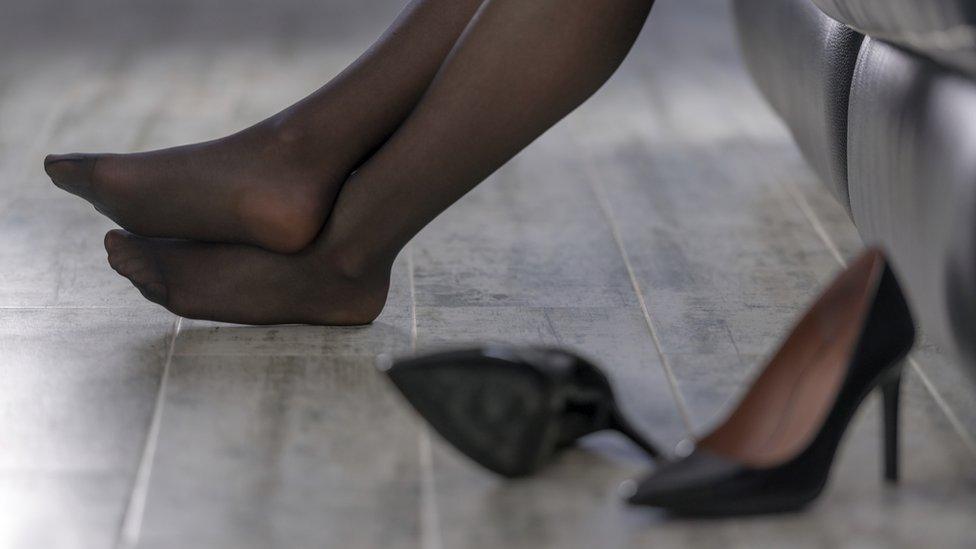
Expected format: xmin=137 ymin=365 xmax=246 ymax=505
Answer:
xmin=0 ymin=472 xmax=129 ymax=549
xmin=0 ymin=308 xmax=172 ymax=549
xmin=136 ymin=355 xmax=423 ymax=549
xmin=0 ymin=200 xmax=62 ymax=307
xmin=0 ymin=308 xmax=171 ymax=469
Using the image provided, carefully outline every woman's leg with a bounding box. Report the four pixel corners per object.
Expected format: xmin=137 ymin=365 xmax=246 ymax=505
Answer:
xmin=44 ymin=0 xmax=485 ymax=254
xmin=105 ymin=0 xmax=657 ymax=325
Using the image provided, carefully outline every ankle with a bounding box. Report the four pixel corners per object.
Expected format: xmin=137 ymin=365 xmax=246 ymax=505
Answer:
xmin=321 ymin=240 xmax=395 ymax=284
xmin=232 ymin=116 xmax=346 ymax=254
xmin=266 ymin=110 xmax=348 ymax=169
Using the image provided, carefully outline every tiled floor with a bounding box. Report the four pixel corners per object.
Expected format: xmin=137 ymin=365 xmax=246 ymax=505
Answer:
xmin=1 ymin=1 xmax=974 ymax=548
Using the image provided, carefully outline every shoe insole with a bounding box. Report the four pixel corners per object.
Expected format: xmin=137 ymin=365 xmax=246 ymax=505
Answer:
xmin=701 ymin=250 xmax=884 ymax=467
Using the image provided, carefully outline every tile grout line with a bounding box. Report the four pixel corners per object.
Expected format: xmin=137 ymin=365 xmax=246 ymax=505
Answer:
xmin=409 ymin=244 xmax=419 ymax=350
xmin=116 ymin=316 xmax=183 ymax=549
xmin=908 ymin=357 xmax=976 ymax=456
xmin=418 ymin=433 xmax=442 ymax=549
xmin=578 ymin=151 xmax=696 ymax=436
xmin=409 ymin=245 xmax=443 ymax=549
xmin=112 ymin=54 xmax=197 ymax=547
xmin=780 ymin=180 xmax=976 ymax=459
xmin=780 ymin=181 xmax=846 ymax=266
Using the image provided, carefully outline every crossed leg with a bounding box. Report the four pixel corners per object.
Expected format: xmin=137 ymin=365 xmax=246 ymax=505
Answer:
xmin=45 ymin=0 xmax=485 ymax=253
xmin=101 ymin=0 xmax=657 ymax=325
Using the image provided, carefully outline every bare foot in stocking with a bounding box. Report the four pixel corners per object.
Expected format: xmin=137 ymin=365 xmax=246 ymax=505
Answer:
xmin=104 ymin=0 xmax=656 ymax=326
xmin=46 ymin=123 xmax=344 ymax=254
xmin=104 ymin=229 xmax=390 ymax=325
xmin=45 ymin=0 xmax=485 ymax=253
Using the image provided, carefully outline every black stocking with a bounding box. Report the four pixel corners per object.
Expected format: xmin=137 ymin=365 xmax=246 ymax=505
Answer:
xmin=103 ymin=0 xmax=657 ymax=325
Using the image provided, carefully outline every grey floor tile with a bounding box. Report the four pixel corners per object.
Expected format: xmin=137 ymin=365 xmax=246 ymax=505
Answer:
xmin=0 ymin=308 xmax=172 ymax=470
xmin=912 ymin=343 xmax=976 ymax=443
xmin=566 ymin=125 xmax=851 ymax=440
xmin=661 ymin=353 xmax=761 ymax=434
xmin=540 ymin=306 xmax=689 ymax=446
xmin=173 ymin=320 xmax=412 ymax=358
xmin=415 ymin=305 xmax=560 ymax=349
xmin=135 ymin=355 xmax=423 ymax=549
xmin=0 ymin=308 xmax=173 ymax=548
xmin=782 ymin=162 xmax=865 ymax=259
xmin=0 ymin=472 xmax=130 ymax=549
xmin=429 ymin=438 xmax=647 ymax=549
xmin=413 ymin=153 xmax=634 ymax=310
xmin=0 ymin=200 xmax=65 ymax=307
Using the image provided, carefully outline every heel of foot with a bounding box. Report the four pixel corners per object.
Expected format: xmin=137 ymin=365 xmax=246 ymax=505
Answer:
xmin=239 ymin=184 xmax=331 ymax=254
xmin=324 ymin=270 xmax=391 ymax=326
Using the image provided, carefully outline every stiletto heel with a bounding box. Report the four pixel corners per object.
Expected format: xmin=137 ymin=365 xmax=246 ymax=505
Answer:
xmin=628 ymin=248 xmax=916 ymax=516
xmin=380 ymin=345 xmax=662 ymax=477
xmin=881 ymin=366 xmax=903 ymax=483
xmin=610 ymin=407 xmax=661 ymax=460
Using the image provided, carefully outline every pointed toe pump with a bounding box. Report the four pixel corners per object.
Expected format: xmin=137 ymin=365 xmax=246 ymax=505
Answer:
xmin=628 ymin=248 xmax=916 ymax=516
xmin=379 ymin=346 xmax=662 ymax=478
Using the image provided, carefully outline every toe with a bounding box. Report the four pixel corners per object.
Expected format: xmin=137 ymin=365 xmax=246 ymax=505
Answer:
xmin=103 ymin=230 xmax=168 ymax=306
xmin=103 ymin=229 xmax=130 ymax=254
xmin=44 ymin=153 xmax=80 ymax=169
xmin=118 ymin=257 xmax=150 ymax=278
xmin=44 ymin=153 xmax=98 ymax=196
xmin=104 ymin=230 xmax=147 ymax=274
xmin=627 ymin=450 xmax=744 ymax=510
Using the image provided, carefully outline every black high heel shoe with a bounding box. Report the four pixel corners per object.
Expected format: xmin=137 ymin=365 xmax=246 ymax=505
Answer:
xmin=378 ymin=346 xmax=662 ymax=478
xmin=627 ymin=248 xmax=916 ymax=516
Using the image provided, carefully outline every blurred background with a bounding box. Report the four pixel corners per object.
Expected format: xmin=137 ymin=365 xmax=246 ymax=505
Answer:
xmin=1 ymin=1 xmax=973 ymax=548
